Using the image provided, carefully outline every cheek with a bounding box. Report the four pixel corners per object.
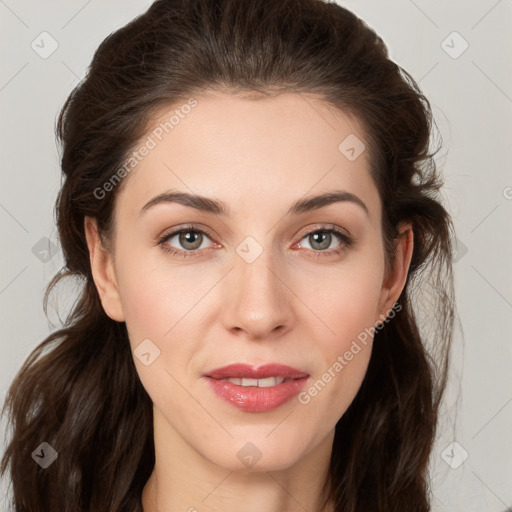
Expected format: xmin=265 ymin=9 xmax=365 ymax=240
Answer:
xmin=113 ymin=249 xmax=211 ymax=390
xmin=297 ymin=250 xmax=385 ymax=418
xmin=115 ymin=244 xmax=201 ymax=342
xmin=297 ymin=297 xmax=378 ymax=434
xmin=117 ymin=267 xmax=170 ymax=343
xmin=310 ymin=248 xmax=385 ymax=348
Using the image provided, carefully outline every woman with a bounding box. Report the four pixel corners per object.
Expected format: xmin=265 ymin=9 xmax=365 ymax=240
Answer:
xmin=1 ymin=0 xmax=456 ymax=510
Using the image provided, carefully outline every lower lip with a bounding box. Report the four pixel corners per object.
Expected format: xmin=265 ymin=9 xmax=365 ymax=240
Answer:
xmin=205 ymin=377 xmax=309 ymax=412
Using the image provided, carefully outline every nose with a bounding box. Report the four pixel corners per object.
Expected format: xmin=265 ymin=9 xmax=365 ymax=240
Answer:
xmin=220 ymin=246 xmax=295 ymax=341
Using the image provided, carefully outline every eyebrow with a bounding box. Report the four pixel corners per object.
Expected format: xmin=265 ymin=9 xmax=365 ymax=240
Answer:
xmin=140 ymin=189 xmax=369 ymax=217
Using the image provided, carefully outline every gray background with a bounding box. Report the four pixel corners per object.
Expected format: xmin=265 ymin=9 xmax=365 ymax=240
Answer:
xmin=1 ymin=0 xmax=511 ymax=510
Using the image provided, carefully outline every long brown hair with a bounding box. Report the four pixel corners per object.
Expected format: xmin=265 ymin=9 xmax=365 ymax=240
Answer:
xmin=1 ymin=0 xmax=457 ymax=510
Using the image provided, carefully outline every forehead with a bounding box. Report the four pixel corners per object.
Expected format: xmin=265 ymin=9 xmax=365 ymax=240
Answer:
xmin=114 ymin=90 xmax=380 ymax=223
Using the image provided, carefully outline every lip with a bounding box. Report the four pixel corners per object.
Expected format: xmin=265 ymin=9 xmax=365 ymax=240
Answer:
xmin=204 ymin=363 xmax=309 ymax=413
xmin=205 ymin=363 xmax=309 ymax=380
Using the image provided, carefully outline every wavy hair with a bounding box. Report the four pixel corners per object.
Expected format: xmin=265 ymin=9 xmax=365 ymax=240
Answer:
xmin=1 ymin=0 xmax=457 ymax=510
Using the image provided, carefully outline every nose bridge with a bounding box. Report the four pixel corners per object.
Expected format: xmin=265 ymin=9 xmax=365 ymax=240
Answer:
xmin=221 ymin=235 xmax=293 ymax=338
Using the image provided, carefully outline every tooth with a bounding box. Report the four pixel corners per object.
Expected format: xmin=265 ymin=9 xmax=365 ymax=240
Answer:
xmin=241 ymin=378 xmax=258 ymax=387
xmin=219 ymin=376 xmax=287 ymax=387
xmin=257 ymin=377 xmax=276 ymax=387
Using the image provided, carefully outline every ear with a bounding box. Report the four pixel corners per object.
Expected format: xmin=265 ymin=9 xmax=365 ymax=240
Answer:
xmin=84 ymin=216 xmax=125 ymax=322
xmin=377 ymin=221 xmax=414 ymax=321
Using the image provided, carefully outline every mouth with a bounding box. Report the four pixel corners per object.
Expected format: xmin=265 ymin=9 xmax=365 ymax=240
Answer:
xmin=203 ymin=363 xmax=310 ymax=412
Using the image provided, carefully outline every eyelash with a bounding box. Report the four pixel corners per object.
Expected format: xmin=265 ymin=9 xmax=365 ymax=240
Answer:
xmin=157 ymin=224 xmax=353 ymax=259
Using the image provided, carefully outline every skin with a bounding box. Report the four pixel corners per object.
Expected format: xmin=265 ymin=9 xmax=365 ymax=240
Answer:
xmin=84 ymin=91 xmax=413 ymax=512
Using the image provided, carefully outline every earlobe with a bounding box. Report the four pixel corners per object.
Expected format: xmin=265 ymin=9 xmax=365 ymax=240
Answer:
xmin=84 ymin=216 xmax=125 ymax=322
xmin=377 ymin=222 xmax=414 ymax=321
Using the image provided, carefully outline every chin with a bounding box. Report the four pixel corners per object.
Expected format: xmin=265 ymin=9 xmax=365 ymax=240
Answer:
xmin=204 ymin=435 xmax=310 ymax=473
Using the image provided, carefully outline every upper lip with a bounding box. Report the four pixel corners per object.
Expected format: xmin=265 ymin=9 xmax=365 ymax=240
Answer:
xmin=205 ymin=363 xmax=309 ymax=380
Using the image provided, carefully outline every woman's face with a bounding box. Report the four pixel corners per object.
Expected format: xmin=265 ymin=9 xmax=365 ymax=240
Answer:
xmin=85 ymin=91 xmax=412 ymax=472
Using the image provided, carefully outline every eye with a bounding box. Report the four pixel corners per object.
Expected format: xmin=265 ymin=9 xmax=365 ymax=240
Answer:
xmin=157 ymin=225 xmax=217 ymax=258
xmin=157 ymin=223 xmax=353 ymax=259
xmin=295 ymin=225 xmax=353 ymax=257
